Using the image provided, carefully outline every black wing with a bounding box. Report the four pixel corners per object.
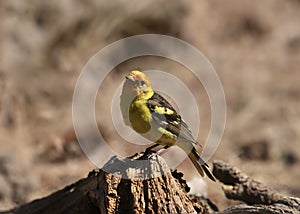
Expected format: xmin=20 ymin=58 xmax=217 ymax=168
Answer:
xmin=146 ymin=92 xmax=196 ymax=143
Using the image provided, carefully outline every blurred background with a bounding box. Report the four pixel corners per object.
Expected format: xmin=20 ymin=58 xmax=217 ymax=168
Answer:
xmin=0 ymin=0 xmax=300 ymax=211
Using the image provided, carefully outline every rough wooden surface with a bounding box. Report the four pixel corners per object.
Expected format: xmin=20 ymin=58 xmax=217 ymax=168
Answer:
xmin=1 ymin=154 xmax=207 ymax=214
xmin=213 ymin=160 xmax=300 ymax=214
xmin=1 ymin=157 xmax=300 ymax=214
xmin=92 ymin=154 xmax=198 ymax=213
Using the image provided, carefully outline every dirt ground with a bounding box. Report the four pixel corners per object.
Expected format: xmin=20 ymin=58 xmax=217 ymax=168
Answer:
xmin=0 ymin=0 xmax=300 ymax=211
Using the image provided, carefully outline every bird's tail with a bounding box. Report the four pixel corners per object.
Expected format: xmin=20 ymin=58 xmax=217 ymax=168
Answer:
xmin=188 ymin=147 xmax=216 ymax=182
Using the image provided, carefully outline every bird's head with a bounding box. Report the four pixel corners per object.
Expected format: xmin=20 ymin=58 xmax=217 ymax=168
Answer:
xmin=124 ymin=70 xmax=153 ymax=97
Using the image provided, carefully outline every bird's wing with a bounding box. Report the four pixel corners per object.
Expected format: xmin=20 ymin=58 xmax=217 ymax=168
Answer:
xmin=146 ymin=92 xmax=197 ymax=144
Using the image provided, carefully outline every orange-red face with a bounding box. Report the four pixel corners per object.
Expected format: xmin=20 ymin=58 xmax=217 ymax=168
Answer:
xmin=124 ymin=70 xmax=152 ymax=96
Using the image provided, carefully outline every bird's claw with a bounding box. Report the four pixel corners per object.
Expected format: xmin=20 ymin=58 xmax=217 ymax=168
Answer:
xmin=137 ymin=148 xmax=158 ymax=160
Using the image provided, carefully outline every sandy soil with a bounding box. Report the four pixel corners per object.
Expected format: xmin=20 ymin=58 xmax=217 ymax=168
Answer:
xmin=0 ymin=0 xmax=300 ymax=211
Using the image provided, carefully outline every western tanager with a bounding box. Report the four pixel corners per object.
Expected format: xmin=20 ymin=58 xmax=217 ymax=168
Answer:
xmin=120 ymin=70 xmax=215 ymax=181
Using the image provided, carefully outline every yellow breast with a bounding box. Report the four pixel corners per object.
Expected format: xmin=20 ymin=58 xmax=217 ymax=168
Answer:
xmin=129 ymin=99 xmax=152 ymax=134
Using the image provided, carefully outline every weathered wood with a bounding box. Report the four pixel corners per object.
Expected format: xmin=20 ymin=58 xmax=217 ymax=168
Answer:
xmin=1 ymin=154 xmax=204 ymax=214
xmin=2 ymin=158 xmax=300 ymax=214
xmin=213 ymin=160 xmax=300 ymax=214
xmin=91 ymin=154 xmax=198 ymax=213
xmin=1 ymin=170 xmax=101 ymax=214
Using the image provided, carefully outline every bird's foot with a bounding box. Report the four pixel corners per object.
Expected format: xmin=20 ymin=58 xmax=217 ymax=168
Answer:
xmin=157 ymin=147 xmax=168 ymax=155
xmin=137 ymin=148 xmax=158 ymax=160
xmin=145 ymin=147 xmax=157 ymax=154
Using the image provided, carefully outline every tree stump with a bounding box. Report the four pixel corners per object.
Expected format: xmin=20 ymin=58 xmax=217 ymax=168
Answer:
xmin=2 ymin=154 xmax=208 ymax=214
xmin=1 ymin=156 xmax=300 ymax=214
xmin=92 ymin=154 xmax=198 ymax=213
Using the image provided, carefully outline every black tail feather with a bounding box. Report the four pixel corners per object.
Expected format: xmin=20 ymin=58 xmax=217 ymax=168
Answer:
xmin=189 ymin=148 xmax=216 ymax=182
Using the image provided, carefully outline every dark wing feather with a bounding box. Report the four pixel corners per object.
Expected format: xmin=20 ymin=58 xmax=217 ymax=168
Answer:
xmin=147 ymin=92 xmax=196 ymax=143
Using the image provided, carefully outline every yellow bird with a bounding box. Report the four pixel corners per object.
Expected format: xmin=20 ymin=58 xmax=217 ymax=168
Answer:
xmin=120 ymin=70 xmax=215 ymax=181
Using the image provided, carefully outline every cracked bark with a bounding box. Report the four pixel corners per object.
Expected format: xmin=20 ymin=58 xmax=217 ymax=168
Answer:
xmin=1 ymin=156 xmax=299 ymax=214
xmin=213 ymin=160 xmax=300 ymax=214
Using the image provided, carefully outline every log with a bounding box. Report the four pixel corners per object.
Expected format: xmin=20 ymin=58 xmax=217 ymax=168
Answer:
xmin=1 ymin=153 xmax=213 ymax=214
xmin=213 ymin=160 xmax=300 ymax=214
xmin=1 ymin=156 xmax=300 ymax=214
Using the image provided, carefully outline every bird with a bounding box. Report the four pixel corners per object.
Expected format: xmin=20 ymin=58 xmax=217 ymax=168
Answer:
xmin=120 ymin=69 xmax=215 ymax=181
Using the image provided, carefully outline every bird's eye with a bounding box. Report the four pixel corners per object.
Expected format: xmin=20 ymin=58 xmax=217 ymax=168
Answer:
xmin=140 ymin=80 xmax=146 ymax=86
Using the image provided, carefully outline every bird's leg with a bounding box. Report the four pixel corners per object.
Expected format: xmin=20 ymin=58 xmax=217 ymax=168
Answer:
xmin=157 ymin=145 xmax=170 ymax=155
xmin=145 ymin=143 xmax=160 ymax=154
xmin=129 ymin=144 xmax=160 ymax=160
xmin=136 ymin=144 xmax=159 ymax=160
xmin=140 ymin=144 xmax=169 ymax=159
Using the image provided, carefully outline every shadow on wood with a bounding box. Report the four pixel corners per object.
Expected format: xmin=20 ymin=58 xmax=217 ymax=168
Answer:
xmin=1 ymin=155 xmax=299 ymax=214
xmin=1 ymin=154 xmax=211 ymax=213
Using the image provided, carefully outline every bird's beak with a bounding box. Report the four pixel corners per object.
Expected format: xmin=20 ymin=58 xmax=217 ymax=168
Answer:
xmin=125 ymin=74 xmax=135 ymax=82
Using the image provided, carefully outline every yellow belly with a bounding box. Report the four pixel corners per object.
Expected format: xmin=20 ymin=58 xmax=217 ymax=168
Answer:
xmin=128 ymin=98 xmax=177 ymax=146
xmin=129 ymin=100 xmax=151 ymax=134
